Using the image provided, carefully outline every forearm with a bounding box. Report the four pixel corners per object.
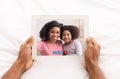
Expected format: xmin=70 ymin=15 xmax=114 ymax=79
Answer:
xmin=87 ymin=60 xmax=105 ymax=79
xmin=2 ymin=59 xmax=25 ymax=79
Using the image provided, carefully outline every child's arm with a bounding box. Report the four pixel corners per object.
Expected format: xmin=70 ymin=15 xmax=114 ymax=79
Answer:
xmin=74 ymin=39 xmax=82 ymax=55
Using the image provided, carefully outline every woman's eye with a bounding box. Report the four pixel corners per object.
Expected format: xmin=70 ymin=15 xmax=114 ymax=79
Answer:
xmin=57 ymin=32 xmax=60 ymax=34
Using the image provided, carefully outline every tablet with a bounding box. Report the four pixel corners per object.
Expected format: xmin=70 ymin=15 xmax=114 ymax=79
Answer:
xmin=31 ymin=15 xmax=89 ymax=58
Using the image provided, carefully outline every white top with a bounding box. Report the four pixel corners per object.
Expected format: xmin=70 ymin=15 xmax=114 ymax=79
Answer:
xmin=63 ymin=39 xmax=82 ymax=55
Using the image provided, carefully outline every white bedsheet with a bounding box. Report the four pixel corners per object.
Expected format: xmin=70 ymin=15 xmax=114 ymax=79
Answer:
xmin=1 ymin=0 xmax=120 ymax=79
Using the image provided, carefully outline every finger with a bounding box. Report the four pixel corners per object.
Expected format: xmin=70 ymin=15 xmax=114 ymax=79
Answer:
xmin=91 ymin=37 xmax=97 ymax=43
xmin=90 ymin=37 xmax=99 ymax=47
xmin=25 ymin=36 xmax=34 ymax=47
xmin=88 ymin=37 xmax=95 ymax=45
xmin=86 ymin=37 xmax=90 ymax=45
xmin=20 ymin=42 xmax=26 ymax=49
xmin=20 ymin=36 xmax=32 ymax=48
xmin=86 ymin=37 xmax=92 ymax=46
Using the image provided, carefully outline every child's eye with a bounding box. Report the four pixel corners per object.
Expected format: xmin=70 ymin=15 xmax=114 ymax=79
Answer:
xmin=62 ymin=34 xmax=66 ymax=36
xmin=67 ymin=34 xmax=70 ymax=36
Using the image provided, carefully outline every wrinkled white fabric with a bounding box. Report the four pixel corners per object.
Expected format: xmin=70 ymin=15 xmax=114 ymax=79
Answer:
xmin=0 ymin=0 xmax=120 ymax=79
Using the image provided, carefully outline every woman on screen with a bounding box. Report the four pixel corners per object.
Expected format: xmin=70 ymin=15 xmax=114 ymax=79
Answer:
xmin=37 ymin=20 xmax=63 ymax=55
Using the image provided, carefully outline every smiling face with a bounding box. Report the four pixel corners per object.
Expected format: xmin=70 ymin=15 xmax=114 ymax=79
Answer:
xmin=62 ymin=30 xmax=72 ymax=43
xmin=49 ymin=27 xmax=60 ymax=42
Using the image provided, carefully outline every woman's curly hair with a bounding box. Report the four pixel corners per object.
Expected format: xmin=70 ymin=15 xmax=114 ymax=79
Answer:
xmin=39 ymin=20 xmax=63 ymax=41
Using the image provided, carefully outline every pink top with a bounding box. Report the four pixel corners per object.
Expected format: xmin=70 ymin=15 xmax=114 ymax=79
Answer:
xmin=37 ymin=41 xmax=63 ymax=56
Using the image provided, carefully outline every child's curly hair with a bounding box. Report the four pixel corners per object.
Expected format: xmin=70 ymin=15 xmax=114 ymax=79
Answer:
xmin=60 ymin=25 xmax=80 ymax=40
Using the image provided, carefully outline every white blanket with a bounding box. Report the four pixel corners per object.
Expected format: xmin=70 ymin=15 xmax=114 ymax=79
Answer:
xmin=1 ymin=0 xmax=120 ymax=79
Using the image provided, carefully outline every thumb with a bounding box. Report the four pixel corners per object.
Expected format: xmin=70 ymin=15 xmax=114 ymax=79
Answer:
xmin=86 ymin=37 xmax=92 ymax=47
xmin=25 ymin=36 xmax=34 ymax=47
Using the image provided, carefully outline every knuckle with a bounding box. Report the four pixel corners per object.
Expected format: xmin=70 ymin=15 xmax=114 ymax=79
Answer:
xmin=89 ymin=45 xmax=94 ymax=48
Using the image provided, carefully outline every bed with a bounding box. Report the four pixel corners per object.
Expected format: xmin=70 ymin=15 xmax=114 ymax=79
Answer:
xmin=1 ymin=0 xmax=120 ymax=79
